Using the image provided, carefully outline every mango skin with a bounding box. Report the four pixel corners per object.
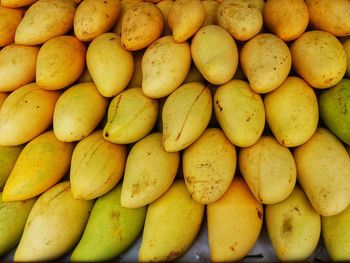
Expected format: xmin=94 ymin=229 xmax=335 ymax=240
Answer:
xmin=0 ymin=145 xmax=23 ymax=189
xmin=71 ymin=184 xmax=146 ymax=261
xmin=121 ymin=133 xmax=179 ymax=208
xmin=0 ymin=93 xmax=7 ymax=109
xmin=207 ymin=177 xmax=263 ymax=262
xmin=0 ymin=5 xmax=24 ymax=47
xmin=266 ymin=186 xmax=321 ymax=261
xmin=14 ymin=182 xmax=93 ymax=262
xmin=2 ymin=131 xmax=74 ymax=201
xmin=322 ymin=203 xmax=350 ymax=261
xmin=319 ymin=79 xmax=350 ymax=145
xmin=294 ymin=128 xmax=350 ymax=216
xmin=183 ymin=128 xmax=236 ymax=204
xmin=0 ymin=193 xmax=36 ymax=256
xmin=70 ymin=130 xmax=127 ymax=200
xmin=139 ymin=180 xmax=204 ymax=262
xmin=0 ymin=83 xmax=61 ymax=146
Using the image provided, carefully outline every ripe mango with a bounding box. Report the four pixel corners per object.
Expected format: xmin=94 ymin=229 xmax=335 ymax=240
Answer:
xmin=0 ymin=193 xmax=36 ymax=256
xmin=2 ymin=131 xmax=74 ymax=201
xmin=139 ymin=180 xmax=204 ymax=262
xmin=14 ymin=181 xmax=93 ymax=262
xmin=319 ymin=79 xmax=350 ymax=145
xmin=71 ymin=184 xmax=146 ymax=261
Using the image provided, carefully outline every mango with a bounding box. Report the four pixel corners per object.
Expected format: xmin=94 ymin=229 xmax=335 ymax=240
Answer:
xmin=142 ymin=35 xmax=191 ymax=98
xmin=0 ymin=44 xmax=39 ymax=92
xmin=86 ymin=33 xmax=134 ymax=97
xmin=264 ymin=76 xmax=319 ymax=147
xmin=0 ymin=193 xmax=36 ymax=256
xmin=121 ymin=133 xmax=179 ymax=208
xmin=294 ymin=128 xmax=350 ymax=216
xmin=2 ymin=131 xmax=74 ymax=201
xmin=214 ymin=79 xmax=265 ymax=147
xmin=239 ymin=136 xmax=296 ymax=204
xmin=319 ymin=79 xmax=350 ymax=145
xmin=53 ymin=82 xmax=108 ymax=142
xmin=207 ymin=177 xmax=263 ymax=262
xmin=322 ymin=203 xmax=350 ymax=261
xmin=168 ymin=0 xmax=205 ymax=43
xmin=36 ymin=35 xmax=86 ymax=90
xmin=156 ymin=0 xmax=173 ymax=36
xmin=0 ymin=93 xmax=7 ymax=109
xmin=191 ymin=25 xmax=238 ymax=85
xmin=121 ymin=2 xmax=163 ymax=51
xmin=112 ymin=0 xmax=143 ymax=36
xmin=70 ymin=130 xmax=127 ymax=200
xmin=0 ymin=145 xmax=23 ymax=189
xmin=0 ymin=0 xmax=38 ymax=8
xmin=71 ymin=184 xmax=146 ymax=261
xmin=0 ymin=5 xmax=24 ymax=47
xmin=162 ymin=82 xmax=212 ymax=152
xmin=14 ymin=182 xmax=93 ymax=262
xmin=183 ymin=128 xmax=236 ymax=204
xmin=202 ymin=0 xmax=218 ymax=26
xmin=266 ymin=186 xmax=321 ymax=261
xmin=0 ymin=83 xmax=60 ymax=146
xmin=103 ymin=87 xmax=158 ymax=144
xmin=139 ymin=180 xmax=204 ymax=262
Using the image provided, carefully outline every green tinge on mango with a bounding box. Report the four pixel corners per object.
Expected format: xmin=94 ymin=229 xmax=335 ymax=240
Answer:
xmin=14 ymin=181 xmax=93 ymax=262
xmin=0 ymin=193 xmax=36 ymax=256
xmin=139 ymin=180 xmax=204 ymax=262
xmin=0 ymin=145 xmax=23 ymax=189
xmin=71 ymin=183 xmax=146 ymax=262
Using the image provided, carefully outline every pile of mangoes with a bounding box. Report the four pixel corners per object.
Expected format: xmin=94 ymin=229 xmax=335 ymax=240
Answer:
xmin=1 ymin=0 xmax=350 ymax=262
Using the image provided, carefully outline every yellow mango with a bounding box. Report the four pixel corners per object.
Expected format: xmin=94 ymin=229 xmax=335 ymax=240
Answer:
xmin=241 ymin=33 xmax=292 ymax=93
xmin=53 ymin=82 xmax=108 ymax=142
xmin=103 ymin=87 xmax=158 ymax=144
xmin=294 ymin=128 xmax=350 ymax=216
xmin=121 ymin=2 xmax=163 ymax=51
xmin=0 ymin=83 xmax=60 ymax=146
xmin=0 ymin=193 xmax=36 ymax=256
xmin=112 ymin=0 xmax=143 ymax=36
xmin=139 ymin=180 xmax=204 ymax=262
xmin=202 ymin=0 xmax=218 ymax=26
xmin=156 ymin=0 xmax=173 ymax=36
xmin=74 ymin=0 xmax=121 ymax=42
xmin=214 ymin=79 xmax=265 ymax=147
xmin=191 ymin=25 xmax=238 ymax=85
xmin=239 ymin=136 xmax=296 ymax=204
xmin=162 ymin=82 xmax=212 ymax=152
xmin=183 ymin=128 xmax=236 ymax=204
xmin=36 ymin=36 xmax=86 ymax=90
xmin=15 ymin=0 xmax=77 ymax=45
xmin=291 ymin=30 xmax=346 ymax=89
xmin=263 ymin=0 xmax=309 ymax=41
xmin=87 ymin=33 xmax=134 ymax=97
xmin=207 ymin=177 xmax=263 ymax=262
xmin=264 ymin=76 xmax=319 ymax=147
xmin=266 ymin=186 xmax=321 ymax=261
xmin=0 ymin=0 xmax=38 ymax=8
xmin=0 ymin=5 xmax=24 ymax=47
xmin=322 ymin=204 xmax=350 ymax=261
xmin=0 ymin=44 xmax=39 ymax=92
xmin=168 ymin=0 xmax=205 ymax=43
xmin=70 ymin=130 xmax=127 ymax=200
xmin=71 ymin=184 xmax=146 ymax=261
xmin=142 ymin=36 xmax=191 ymax=98
xmin=0 ymin=145 xmax=23 ymax=189
xmin=121 ymin=133 xmax=179 ymax=208
xmin=14 ymin=181 xmax=93 ymax=262
xmin=2 ymin=131 xmax=74 ymax=201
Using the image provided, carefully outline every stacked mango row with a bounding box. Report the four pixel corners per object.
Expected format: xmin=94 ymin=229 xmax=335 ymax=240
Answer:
xmin=1 ymin=0 xmax=350 ymax=262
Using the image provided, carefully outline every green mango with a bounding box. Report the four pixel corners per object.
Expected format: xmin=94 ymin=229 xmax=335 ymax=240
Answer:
xmin=0 ymin=145 xmax=23 ymax=189
xmin=71 ymin=183 xmax=146 ymax=262
xmin=0 ymin=192 xmax=35 ymax=256
xmin=319 ymin=79 xmax=350 ymax=145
